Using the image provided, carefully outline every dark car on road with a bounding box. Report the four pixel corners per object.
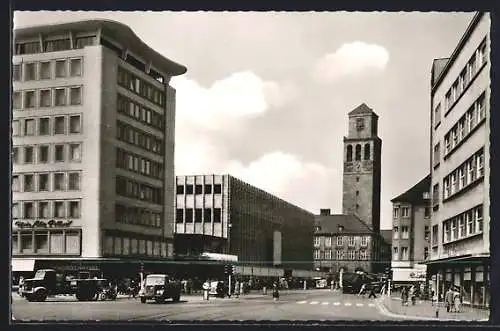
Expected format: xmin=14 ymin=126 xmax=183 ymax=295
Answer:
xmin=139 ymin=274 xmax=181 ymax=304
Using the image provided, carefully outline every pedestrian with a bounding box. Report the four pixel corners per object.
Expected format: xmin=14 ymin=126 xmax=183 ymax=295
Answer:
xmin=368 ymin=284 xmax=377 ymax=299
xmin=409 ymin=285 xmax=416 ymax=306
xmin=235 ymin=280 xmax=240 ymax=298
xmin=358 ymin=283 xmax=367 ymax=297
xmin=431 ymin=289 xmax=436 ymax=306
xmin=272 ymin=282 xmax=279 ymax=301
xmin=453 ymin=287 xmax=461 ymax=313
xmin=401 ymin=287 xmax=408 ymax=306
xmin=445 ymin=287 xmax=453 ymax=313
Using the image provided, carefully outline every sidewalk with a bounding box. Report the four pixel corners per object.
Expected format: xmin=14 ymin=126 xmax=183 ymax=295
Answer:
xmin=379 ymin=295 xmax=489 ymax=321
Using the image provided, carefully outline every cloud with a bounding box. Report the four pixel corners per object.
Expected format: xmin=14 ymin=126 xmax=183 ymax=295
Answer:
xmin=171 ymin=71 xmax=295 ymax=132
xmin=226 ymin=151 xmax=340 ymax=213
xmin=313 ymin=41 xmax=390 ymax=82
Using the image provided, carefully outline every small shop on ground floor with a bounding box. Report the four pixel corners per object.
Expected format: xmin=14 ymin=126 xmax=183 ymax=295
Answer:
xmin=426 ymin=254 xmax=489 ymax=309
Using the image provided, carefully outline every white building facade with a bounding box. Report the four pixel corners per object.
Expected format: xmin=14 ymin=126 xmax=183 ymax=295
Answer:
xmin=428 ymin=12 xmax=490 ymax=308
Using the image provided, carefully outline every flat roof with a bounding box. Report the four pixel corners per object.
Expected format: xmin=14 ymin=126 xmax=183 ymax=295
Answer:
xmin=431 ymin=12 xmax=484 ymax=92
xmin=14 ymin=19 xmax=187 ymax=76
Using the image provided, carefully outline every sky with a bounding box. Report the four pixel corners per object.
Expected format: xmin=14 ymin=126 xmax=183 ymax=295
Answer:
xmin=14 ymin=11 xmax=475 ymax=230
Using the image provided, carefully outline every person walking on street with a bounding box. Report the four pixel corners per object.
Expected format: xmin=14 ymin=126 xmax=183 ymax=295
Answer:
xmin=358 ymin=283 xmax=367 ymax=297
xmin=401 ymin=287 xmax=408 ymax=306
xmin=409 ymin=285 xmax=416 ymax=306
xmin=444 ymin=287 xmax=453 ymax=313
xmin=453 ymin=287 xmax=461 ymax=313
xmin=368 ymin=284 xmax=377 ymax=299
xmin=272 ymin=282 xmax=279 ymax=301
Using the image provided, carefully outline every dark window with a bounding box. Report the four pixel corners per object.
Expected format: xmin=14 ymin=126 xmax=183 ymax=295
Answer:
xmin=13 ymin=64 xmax=22 ymax=81
xmin=176 ymin=185 xmax=184 ymax=194
xmin=101 ymin=38 xmax=122 ymax=57
xmin=204 ymin=184 xmax=212 ymax=194
xmin=356 ymin=177 xmax=360 ymax=182
xmin=356 ymin=190 xmax=359 ymax=196
xmin=355 ymin=144 xmax=362 ymax=161
xmin=186 ymin=185 xmax=194 ymax=194
xmin=125 ymin=55 xmax=146 ymax=72
xmin=195 ymin=184 xmax=203 ymax=194
xmin=364 ymin=144 xmax=371 ymax=160
xmin=213 ymin=208 xmax=222 ymax=223
xmin=15 ymin=42 xmax=41 ymax=55
xmin=346 ymin=145 xmax=353 ymax=162
xmin=175 ymin=209 xmax=183 ymax=223
xmin=185 ymin=208 xmax=193 ymax=222
xmin=424 ymin=207 xmax=431 ymax=218
xmin=195 ymin=209 xmax=203 ymax=222
xmin=214 ymin=184 xmax=222 ymax=194
xmin=204 ymin=208 xmax=212 ymax=222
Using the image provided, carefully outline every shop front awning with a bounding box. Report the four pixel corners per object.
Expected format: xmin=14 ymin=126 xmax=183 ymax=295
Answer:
xmin=424 ymin=253 xmax=489 ymax=266
xmin=12 ymin=258 xmax=36 ymax=272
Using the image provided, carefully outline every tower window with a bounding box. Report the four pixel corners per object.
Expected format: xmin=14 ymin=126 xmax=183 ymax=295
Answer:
xmin=356 ymin=177 xmax=360 ymax=182
xmin=355 ymin=144 xmax=361 ymax=160
xmin=346 ymin=145 xmax=353 ymax=162
xmin=356 ymin=191 xmax=359 ymax=196
xmin=364 ymin=143 xmax=371 ymax=160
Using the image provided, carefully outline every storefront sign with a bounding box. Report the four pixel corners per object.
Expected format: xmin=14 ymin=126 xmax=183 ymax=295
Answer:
xmin=393 ymin=265 xmax=427 ymax=282
xmin=14 ymin=219 xmax=73 ymax=228
xmin=409 ymin=271 xmax=426 ymax=279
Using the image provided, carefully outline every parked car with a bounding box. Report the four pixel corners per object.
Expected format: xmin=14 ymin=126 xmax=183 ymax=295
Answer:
xmin=139 ymin=274 xmax=181 ymax=304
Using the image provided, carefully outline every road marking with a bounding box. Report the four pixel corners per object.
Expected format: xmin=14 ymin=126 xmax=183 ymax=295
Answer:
xmin=333 ymin=302 xmax=341 ymax=306
xmin=297 ymin=300 xmax=307 ymax=304
xmin=310 ymin=301 xmax=319 ymax=305
xmin=368 ymin=303 xmax=375 ymax=307
xmin=356 ymin=303 xmax=364 ymax=307
xmin=344 ymin=302 xmax=352 ymax=306
xmin=321 ymin=302 xmax=329 ymax=305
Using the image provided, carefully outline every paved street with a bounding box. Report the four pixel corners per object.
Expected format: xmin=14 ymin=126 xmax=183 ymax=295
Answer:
xmin=12 ymin=289 xmax=401 ymax=322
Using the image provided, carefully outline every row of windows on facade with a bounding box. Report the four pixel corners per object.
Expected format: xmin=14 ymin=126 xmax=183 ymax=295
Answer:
xmin=393 ymin=225 xmax=430 ymax=241
xmin=12 ymin=199 xmax=81 ymax=219
xmin=12 ymin=58 xmax=83 ymax=82
xmin=314 ymin=235 xmax=369 ymax=247
xmin=117 ymin=67 xmax=165 ymax=108
xmin=392 ymin=246 xmax=424 ymax=261
xmin=346 ymin=143 xmax=371 ymax=162
xmin=12 ymin=229 xmax=81 ymax=256
xmin=13 ymin=143 xmax=82 ymax=165
xmin=393 ymin=205 xmax=431 ymax=219
xmin=12 ymin=171 xmax=81 ymax=193
xmin=116 ymin=120 xmax=164 ymax=156
xmin=14 ymin=36 xmax=95 ymax=55
xmin=175 ymin=208 xmax=222 ymax=223
xmin=115 ymin=176 xmax=163 ymax=205
xmin=116 ymin=148 xmax=164 ymax=180
xmin=103 ymin=235 xmax=173 ymax=258
xmin=13 ymin=86 xmax=83 ymax=110
xmin=117 ymin=94 xmax=165 ymax=132
xmin=176 ymin=184 xmax=223 ymax=195
xmin=313 ymin=249 xmax=370 ymax=260
xmin=439 ymin=204 xmax=484 ymax=246
xmin=443 ymin=148 xmax=485 ymax=201
xmin=13 ymin=114 xmax=82 ymax=137
xmin=445 ymin=93 xmax=486 ymax=156
xmin=434 ymin=93 xmax=486 ymax=168
xmin=115 ymin=204 xmax=162 ymax=228
xmin=432 ymin=147 xmax=485 ymax=207
xmin=433 ymin=38 xmax=488 ymax=127
xmin=14 ymin=36 xmax=167 ymax=84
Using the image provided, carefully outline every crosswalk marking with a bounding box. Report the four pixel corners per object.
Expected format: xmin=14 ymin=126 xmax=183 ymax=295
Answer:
xmin=295 ymin=300 xmax=377 ymax=307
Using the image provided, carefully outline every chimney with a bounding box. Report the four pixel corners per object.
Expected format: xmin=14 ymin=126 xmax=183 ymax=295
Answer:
xmin=320 ymin=209 xmax=331 ymax=216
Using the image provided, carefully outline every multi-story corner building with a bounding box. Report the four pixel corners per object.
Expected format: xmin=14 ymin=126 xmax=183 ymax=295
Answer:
xmin=428 ymin=12 xmax=490 ymax=308
xmin=390 ymin=175 xmax=431 ymax=284
xmin=174 ymin=175 xmax=315 ymax=272
xmin=313 ymin=209 xmax=389 ymax=274
xmin=11 ymin=20 xmax=186 ymax=278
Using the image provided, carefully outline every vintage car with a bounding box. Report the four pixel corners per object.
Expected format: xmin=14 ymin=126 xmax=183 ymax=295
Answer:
xmin=139 ymin=274 xmax=181 ymax=304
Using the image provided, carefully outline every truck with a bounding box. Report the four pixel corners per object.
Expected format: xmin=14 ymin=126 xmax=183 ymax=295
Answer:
xmin=139 ymin=274 xmax=181 ymax=304
xmin=21 ymin=269 xmax=108 ymax=302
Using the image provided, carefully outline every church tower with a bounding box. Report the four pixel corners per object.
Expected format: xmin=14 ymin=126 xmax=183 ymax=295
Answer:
xmin=342 ymin=103 xmax=382 ymax=233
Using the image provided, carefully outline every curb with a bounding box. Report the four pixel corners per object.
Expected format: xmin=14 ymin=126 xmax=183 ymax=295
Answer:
xmin=376 ymin=298 xmax=488 ymax=322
